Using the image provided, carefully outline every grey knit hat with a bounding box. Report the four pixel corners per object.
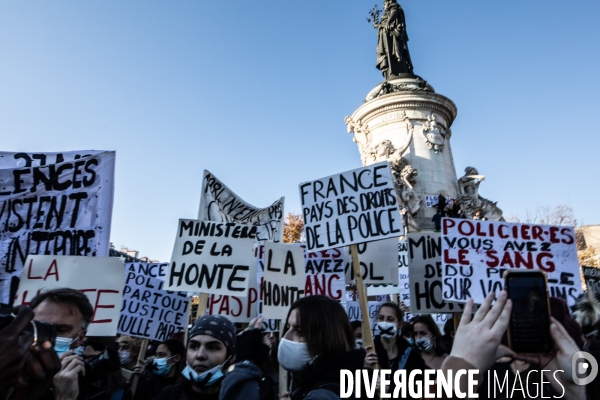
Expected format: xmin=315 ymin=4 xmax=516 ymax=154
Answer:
xmin=189 ymin=315 xmax=236 ymax=355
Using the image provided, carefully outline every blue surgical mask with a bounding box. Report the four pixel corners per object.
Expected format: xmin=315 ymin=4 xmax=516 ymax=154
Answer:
xmin=153 ymin=356 xmax=176 ymax=376
xmin=181 ymin=358 xmax=229 ymax=387
xmin=54 ymin=337 xmax=74 ymax=357
xmin=406 ymin=338 xmax=414 ymax=345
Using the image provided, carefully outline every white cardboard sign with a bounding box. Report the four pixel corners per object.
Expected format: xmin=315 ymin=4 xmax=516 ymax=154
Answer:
xmin=166 ymin=219 xmax=255 ymax=296
xmin=299 ymin=162 xmax=403 ymax=251
xmin=14 ymin=255 xmax=124 ymax=336
xmin=261 ymin=242 xmax=305 ymax=320
xmin=0 ymin=151 xmax=115 ymax=304
xmin=344 ymin=237 xmax=399 ymax=285
xmin=441 ymin=218 xmax=583 ymax=305
xmin=119 ymin=263 xmax=189 ymax=341
xmin=408 ymin=232 xmax=463 ymax=313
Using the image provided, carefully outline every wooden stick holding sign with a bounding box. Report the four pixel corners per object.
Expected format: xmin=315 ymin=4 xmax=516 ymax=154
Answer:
xmin=130 ymin=339 xmax=149 ymax=397
xmin=350 ymin=244 xmax=379 ymax=370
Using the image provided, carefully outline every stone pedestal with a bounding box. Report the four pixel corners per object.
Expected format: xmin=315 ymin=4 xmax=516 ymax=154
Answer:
xmin=345 ymin=76 xmax=459 ymax=231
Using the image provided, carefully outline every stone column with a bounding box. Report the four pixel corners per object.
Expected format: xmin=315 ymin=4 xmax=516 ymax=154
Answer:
xmin=345 ymin=76 xmax=458 ymax=231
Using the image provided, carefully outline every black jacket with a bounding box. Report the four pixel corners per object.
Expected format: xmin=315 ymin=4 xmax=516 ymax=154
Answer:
xmin=291 ymin=349 xmax=368 ymax=400
xmin=373 ymin=335 xmax=427 ymax=399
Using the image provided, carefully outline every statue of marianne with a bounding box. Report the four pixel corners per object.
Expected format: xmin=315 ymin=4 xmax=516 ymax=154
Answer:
xmin=373 ymin=0 xmax=414 ymax=79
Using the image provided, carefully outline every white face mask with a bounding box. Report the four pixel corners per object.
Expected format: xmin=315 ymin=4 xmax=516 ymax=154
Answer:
xmin=118 ymin=351 xmax=132 ymax=365
xmin=355 ymin=339 xmax=363 ymax=349
xmin=375 ymin=322 xmax=397 ymax=339
xmin=415 ymin=337 xmax=434 ymax=352
xmin=277 ymin=338 xmax=314 ymax=372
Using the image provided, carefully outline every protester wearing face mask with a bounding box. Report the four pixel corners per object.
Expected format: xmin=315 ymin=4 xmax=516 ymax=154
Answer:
xmin=350 ymin=320 xmax=363 ymax=349
xmin=116 ymin=336 xmax=142 ymax=371
xmin=364 ymin=302 xmax=427 ymax=399
xmin=277 ymin=295 xmax=368 ymax=400
xmin=134 ymin=339 xmax=185 ymax=400
xmin=31 ymin=288 xmax=94 ymax=400
xmin=156 ymin=315 xmax=236 ymax=400
xmin=410 ymin=315 xmax=447 ymax=369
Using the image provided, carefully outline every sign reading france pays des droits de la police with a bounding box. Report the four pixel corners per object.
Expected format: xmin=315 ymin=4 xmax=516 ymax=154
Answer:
xmin=299 ymin=162 xmax=403 ymax=252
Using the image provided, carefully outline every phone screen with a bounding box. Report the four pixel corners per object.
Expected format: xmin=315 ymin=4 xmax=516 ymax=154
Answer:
xmin=506 ymin=272 xmax=553 ymax=353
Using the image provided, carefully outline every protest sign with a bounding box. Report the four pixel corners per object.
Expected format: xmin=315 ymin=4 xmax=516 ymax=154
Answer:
xmin=14 ymin=255 xmax=124 ymax=336
xmin=199 ymin=170 xmax=284 ymax=242
xmin=303 ymin=246 xmax=345 ymax=300
xmin=299 ymin=162 xmax=403 ymax=251
xmin=345 ymin=300 xmax=388 ymax=333
xmin=119 ymin=263 xmax=189 ymax=341
xmin=261 ymin=242 xmax=305 ymax=320
xmin=583 ymin=266 xmax=600 ymax=294
xmin=208 ymin=256 xmax=259 ymax=323
xmin=442 ymin=218 xmax=583 ymax=305
xmin=408 ymin=232 xmax=462 ymax=313
xmin=167 ymin=220 xmax=255 ymax=296
xmin=0 ymin=151 xmax=115 ymax=304
xmin=207 ymin=287 xmax=260 ymax=323
xmin=345 ymin=237 xmax=399 ymax=285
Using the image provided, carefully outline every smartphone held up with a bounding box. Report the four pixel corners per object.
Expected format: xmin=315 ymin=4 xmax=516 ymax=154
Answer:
xmin=504 ymin=270 xmax=553 ymax=354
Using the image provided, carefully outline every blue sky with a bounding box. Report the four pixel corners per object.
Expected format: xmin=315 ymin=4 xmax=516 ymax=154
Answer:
xmin=1 ymin=1 xmax=598 ymax=261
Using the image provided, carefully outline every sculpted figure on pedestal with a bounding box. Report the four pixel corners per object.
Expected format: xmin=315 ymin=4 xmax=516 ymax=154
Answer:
xmin=368 ymin=0 xmax=414 ymax=79
xmin=422 ymin=114 xmax=446 ymax=153
xmin=457 ymin=167 xmax=503 ymax=220
xmin=391 ymin=160 xmax=421 ymax=231
xmin=345 ymin=116 xmax=372 ymax=165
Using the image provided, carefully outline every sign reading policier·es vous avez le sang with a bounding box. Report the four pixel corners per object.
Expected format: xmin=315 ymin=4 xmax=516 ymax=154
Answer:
xmin=441 ymin=218 xmax=582 ymax=306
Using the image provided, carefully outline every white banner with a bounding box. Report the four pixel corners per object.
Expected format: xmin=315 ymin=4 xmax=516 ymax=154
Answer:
xmin=14 ymin=255 xmax=124 ymax=336
xmin=199 ymin=170 xmax=284 ymax=242
xmin=119 ymin=263 xmax=189 ymax=341
xmin=0 ymin=151 xmax=115 ymax=304
xmin=166 ymin=220 xmax=255 ymax=296
xmin=441 ymin=218 xmax=583 ymax=305
xmin=299 ymin=162 xmax=403 ymax=251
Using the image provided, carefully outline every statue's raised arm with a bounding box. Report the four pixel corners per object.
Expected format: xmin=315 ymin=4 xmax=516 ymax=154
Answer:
xmin=371 ymin=0 xmax=414 ymax=79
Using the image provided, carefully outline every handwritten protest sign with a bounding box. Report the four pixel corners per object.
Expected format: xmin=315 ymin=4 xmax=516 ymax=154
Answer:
xmin=166 ymin=220 xmax=254 ymax=296
xmin=583 ymin=267 xmax=600 ymax=295
xmin=304 ymin=246 xmax=345 ymax=300
xmin=345 ymin=300 xmax=388 ymax=333
xmin=208 ymin=287 xmax=260 ymax=323
xmin=299 ymin=162 xmax=403 ymax=252
xmin=442 ymin=218 xmax=583 ymax=305
xmin=14 ymin=255 xmax=124 ymax=336
xmin=208 ymin=255 xmax=259 ymax=323
xmin=118 ymin=263 xmax=189 ymax=341
xmin=199 ymin=170 xmax=284 ymax=242
xmin=261 ymin=242 xmax=305 ymax=320
xmin=408 ymin=232 xmax=462 ymax=313
xmin=0 ymin=151 xmax=115 ymax=304
xmin=425 ymin=194 xmax=450 ymax=208
xmin=345 ymin=237 xmax=399 ymax=285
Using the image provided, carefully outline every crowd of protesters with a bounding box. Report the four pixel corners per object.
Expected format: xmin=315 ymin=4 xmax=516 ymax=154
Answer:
xmin=0 ymin=286 xmax=599 ymax=399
